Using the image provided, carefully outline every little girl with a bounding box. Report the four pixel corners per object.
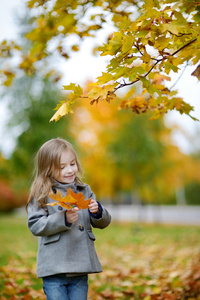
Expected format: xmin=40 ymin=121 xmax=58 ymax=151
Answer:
xmin=26 ymin=138 xmax=111 ymax=300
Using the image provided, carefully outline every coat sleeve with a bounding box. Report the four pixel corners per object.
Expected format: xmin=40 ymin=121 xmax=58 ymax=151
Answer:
xmin=27 ymin=197 xmax=71 ymax=237
xmin=90 ymin=205 xmax=111 ymax=229
xmin=87 ymin=185 xmax=111 ymax=229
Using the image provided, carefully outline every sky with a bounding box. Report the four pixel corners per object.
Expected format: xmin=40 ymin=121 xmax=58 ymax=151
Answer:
xmin=0 ymin=0 xmax=199 ymax=157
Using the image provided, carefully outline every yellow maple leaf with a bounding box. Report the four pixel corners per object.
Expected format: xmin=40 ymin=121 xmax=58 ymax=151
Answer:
xmin=50 ymin=102 xmax=73 ymax=122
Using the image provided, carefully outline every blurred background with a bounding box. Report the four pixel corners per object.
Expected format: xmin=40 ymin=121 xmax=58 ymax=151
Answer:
xmin=0 ymin=0 xmax=200 ymax=223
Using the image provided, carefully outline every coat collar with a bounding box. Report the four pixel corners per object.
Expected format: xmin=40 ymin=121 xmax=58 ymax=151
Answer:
xmin=52 ymin=179 xmax=86 ymax=192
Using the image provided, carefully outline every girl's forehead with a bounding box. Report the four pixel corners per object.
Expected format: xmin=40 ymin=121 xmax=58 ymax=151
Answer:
xmin=60 ymin=150 xmax=75 ymax=163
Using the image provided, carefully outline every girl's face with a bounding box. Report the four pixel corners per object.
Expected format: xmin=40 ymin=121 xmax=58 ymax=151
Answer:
xmin=54 ymin=150 xmax=78 ymax=184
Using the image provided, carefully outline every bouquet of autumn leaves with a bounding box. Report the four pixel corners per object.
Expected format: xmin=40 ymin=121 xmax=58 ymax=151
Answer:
xmin=46 ymin=188 xmax=91 ymax=228
xmin=47 ymin=188 xmax=91 ymax=210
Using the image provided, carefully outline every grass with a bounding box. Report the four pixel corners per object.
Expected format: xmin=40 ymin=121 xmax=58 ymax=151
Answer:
xmin=0 ymin=213 xmax=200 ymax=299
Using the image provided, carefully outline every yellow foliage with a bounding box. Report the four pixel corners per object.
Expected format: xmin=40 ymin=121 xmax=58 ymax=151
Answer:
xmin=0 ymin=0 xmax=199 ymax=121
xmin=68 ymin=82 xmax=200 ymax=202
xmin=50 ymin=101 xmax=73 ymax=122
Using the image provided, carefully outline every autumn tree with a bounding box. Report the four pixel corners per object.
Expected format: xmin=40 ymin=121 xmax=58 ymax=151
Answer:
xmin=68 ymin=83 xmax=200 ymax=204
xmin=0 ymin=11 xmax=74 ymax=202
xmin=0 ymin=72 xmax=78 ymax=212
xmin=7 ymin=76 xmax=74 ymax=193
xmin=183 ymin=126 xmax=200 ymax=205
xmin=0 ymin=0 xmax=199 ymax=122
xmin=0 ymin=154 xmax=24 ymax=211
xmin=0 ymin=0 xmax=199 ymax=208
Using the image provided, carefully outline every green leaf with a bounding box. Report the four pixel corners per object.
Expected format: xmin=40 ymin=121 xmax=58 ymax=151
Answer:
xmin=127 ymin=66 xmax=146 ymax=81
xmin=63 ymin=83 xmax=83 ymax=97
xmin=119 ymin=16 xmax=132 ymax=30
xmin=97 ymin=72 xmax=114 ymax=84
xmin=155 ymin=36 xmax=171 ymax=49
xmin=164 ymin=62 xmax=179 ymax=74
xmin=122 ymin=35 xmax=133 ymax=53
xmin=193 ymin=13 xmax=200 ymax=23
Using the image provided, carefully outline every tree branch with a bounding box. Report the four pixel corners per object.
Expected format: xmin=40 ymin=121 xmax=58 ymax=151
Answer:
xmin=171 ymin=38 xmax=197 ymax=56
xmin=113 ymin=38 xmax=197 ymax=93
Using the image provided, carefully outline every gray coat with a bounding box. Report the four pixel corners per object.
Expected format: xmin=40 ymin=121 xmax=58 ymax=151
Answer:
xmin=27 ymin=181 xmax=111 ymax=278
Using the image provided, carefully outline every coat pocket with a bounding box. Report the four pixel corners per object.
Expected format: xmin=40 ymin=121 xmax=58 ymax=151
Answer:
xmin=43 ymin=233 xmax=61 ymax=245
xmin=87 ymin=230 xmax=96 ymax=241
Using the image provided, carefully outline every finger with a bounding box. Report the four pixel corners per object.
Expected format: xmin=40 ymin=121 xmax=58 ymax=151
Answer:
xmin=89 ymin=207 xmax=95 ymax=213
xmin=71 ymin=216 xmax=78 ymax=222
xmin=73 ymin=207 xmax=80 ymax=211
xmin=69 ymin=214 xmax=78 ymax=223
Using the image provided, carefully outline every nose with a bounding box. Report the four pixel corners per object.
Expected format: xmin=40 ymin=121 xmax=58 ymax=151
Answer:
xmin=66 ymin=166 xmax=73 ymax=173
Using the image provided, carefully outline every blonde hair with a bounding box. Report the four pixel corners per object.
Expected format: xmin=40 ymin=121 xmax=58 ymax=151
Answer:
xmin=26 ymin=138 xmax=83 ymax=211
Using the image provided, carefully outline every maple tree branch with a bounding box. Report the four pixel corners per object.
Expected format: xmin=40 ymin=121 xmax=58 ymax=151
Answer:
xmin=134 ymin=43 xmax=143 ymax=56
xmin=113 ymin=38 xmax=197 ymax=93
xmin=168 ymin=31 xmax=192 ymax=38
xmin=113 ymin=60 xmax=160 ymax=92
xmin=171 ymin=38 xmax=197 ymax=56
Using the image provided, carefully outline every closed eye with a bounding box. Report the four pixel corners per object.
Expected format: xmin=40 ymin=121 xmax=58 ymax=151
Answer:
xmin=70 ymin=159 xmax=76 ymax=166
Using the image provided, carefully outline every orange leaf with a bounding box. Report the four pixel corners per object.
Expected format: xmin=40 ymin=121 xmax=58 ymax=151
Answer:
xmin=76 ymin=197 xmax=91 ymax=209
xmin=67 ymin=188 xmax=91 ymax=209
xmin=47 ymin=188 xmax=91 ymax=210
xmin=49 ymin=189 xmax=77 ymax=204
xmin=47 ymin=201 xmax=72 ymax=210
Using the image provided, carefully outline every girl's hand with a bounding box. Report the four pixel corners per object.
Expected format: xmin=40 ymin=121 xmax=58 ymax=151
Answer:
xmin=88 ymin=199 xmax=99 ymax=214
xmin=66 ymin=207 xmax=79 ymax=223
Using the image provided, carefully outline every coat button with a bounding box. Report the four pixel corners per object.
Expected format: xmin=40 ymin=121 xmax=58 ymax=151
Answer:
xmin=58 ymin=206 xmax=63 ymax=211
xmin=79 ymin=225 xmax=84 ymax=231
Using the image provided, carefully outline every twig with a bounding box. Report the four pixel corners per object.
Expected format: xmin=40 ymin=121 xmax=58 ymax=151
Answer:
xmin=170 ymin=62 xmax=189 ymax=89
xmin=113 ymin=38 xmax=197 ymax=93
xmin=171 ymin=38 xmax=196 ymax=56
